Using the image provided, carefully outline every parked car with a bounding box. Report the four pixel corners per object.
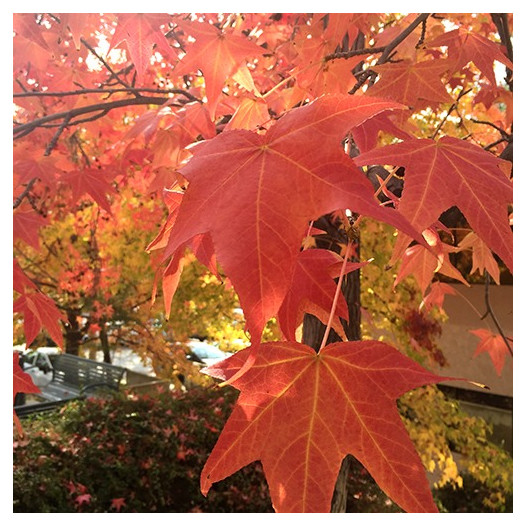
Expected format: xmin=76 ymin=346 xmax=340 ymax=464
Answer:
xmin=185 ymin=339 xmax=232 ymax=366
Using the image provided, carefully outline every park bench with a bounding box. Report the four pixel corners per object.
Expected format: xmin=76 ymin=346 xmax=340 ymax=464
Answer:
xmin=43 ymin=353 xmax=126 ymax=400
xmin=15 ymin=354 xmax=126 ymax=417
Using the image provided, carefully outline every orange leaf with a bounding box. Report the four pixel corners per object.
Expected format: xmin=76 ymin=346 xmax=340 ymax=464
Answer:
xmin=201 ymin=340 xmax=456 ymax=512
xmin=470 ymin=328 xmax=511 ymax=376
xmin=61 ymin=168 xmax=116 ymax=214
xmin=420 ymin=281 xmax=457 ymax=312
xmin=394 ymin=229 xmax=468 ymax=293
xmin=174 ymin=20 xmax=264 ymax=118
xmin=458 ymin=231 xmax=501 ymax=284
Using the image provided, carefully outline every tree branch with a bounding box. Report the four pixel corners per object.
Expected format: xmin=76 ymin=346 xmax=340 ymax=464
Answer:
xmin=350 ymin=13 xmax=430 ymax=94
xmin=490 ymin=13 xmax=513 ymax=91
xmin=14 ymin=86 xmax=200 ymax=102
xmin=13 ymin=96 xmax=173 ymax=139
xmin=80 ymin=37 xmax=135 ymax=92
xmin=13 ymin=178 xmax=38 ymax=209
xmin=431 ymin=88 xmax=472 ymax=140
xmin=324 ymin=46 xmax=387 ymax=61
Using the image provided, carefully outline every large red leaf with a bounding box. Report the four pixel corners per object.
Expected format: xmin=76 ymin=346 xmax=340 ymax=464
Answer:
xmin=355 ymin=136 xmax=513 ymax=273
xmin=278 ymin=248 xmax=366 ymax=341
xmin=201 ymin=340 xmax=456 ymax=512
xmin=163 ymin=94 xmax=423 ymax=342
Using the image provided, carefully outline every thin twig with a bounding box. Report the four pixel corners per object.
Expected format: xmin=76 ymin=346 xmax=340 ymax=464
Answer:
xmin=484 ymin=138 xmax=507 ymax=151
xmin=324 ymin=46 xmax=387 ymax=61
xmin=481 ymin=271 xmax=513 ymax=356
xmin=319 ymin=240 xmax=353 ymax=351
xmin=350 ymin=13 xmax=430 ymax=94
xmin=431 ymin=87 xmax=472 ymax=140
xmin=470 ymin=118 xmax=511 ymax=140
xmin=13 ymin=178 xmax=38 ymax=209
xmin=80 ymin=37 xmax=135 ymax=92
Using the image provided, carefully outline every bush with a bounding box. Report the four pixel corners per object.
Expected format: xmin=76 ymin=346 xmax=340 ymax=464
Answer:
xmin=14 ymin=387 xmax=271 ymax=513
xmin=13 ymin=386 xmax=511 ymax=512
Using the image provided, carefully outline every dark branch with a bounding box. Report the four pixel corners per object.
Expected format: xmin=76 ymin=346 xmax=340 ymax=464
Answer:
xmin=14 ymin=87 xmax=200 ymax=102
xmin=13 ymin=178 xmax=38 ymax=209
xmin=13 ymin=96 xmax=173 ymax=139
xmin=324 ymin=46 xmax=387 ymax=61
xmin=350 ymin=13 xmax=430 ymax=94
xmin=44 ymin=115 xmax=71 ymax=156
xmin=80 ymin=37 xmax=135 ymax=92
xmin=470 ymin=118 xmax=511 ymax=140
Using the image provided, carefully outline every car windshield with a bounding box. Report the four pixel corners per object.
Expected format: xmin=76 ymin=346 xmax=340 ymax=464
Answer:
xmin=188 ymin=342 xmax=227 ymax=360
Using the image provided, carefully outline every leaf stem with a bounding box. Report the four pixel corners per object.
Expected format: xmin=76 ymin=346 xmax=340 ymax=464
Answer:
xmin=319 ymin=240 xmax=353 ymax=351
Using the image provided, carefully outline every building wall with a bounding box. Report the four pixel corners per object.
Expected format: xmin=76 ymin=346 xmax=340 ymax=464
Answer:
xmin=431 ymin=283 xmax=512 ymax=397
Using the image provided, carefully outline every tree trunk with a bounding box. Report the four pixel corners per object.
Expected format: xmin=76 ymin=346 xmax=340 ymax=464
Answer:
xmin=100 ymin=321 xmax=112 ymax=364
xmin=301 ymin=219 xmax=361 ymax=513
xmin=64 ymin=309 xmax=82 ymax=355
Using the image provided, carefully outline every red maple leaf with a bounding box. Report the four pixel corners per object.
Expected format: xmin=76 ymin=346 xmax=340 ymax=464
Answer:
xmin=174 ymin=20 xmax=264 ymax=118
xmin=110 ymin=497 xmax=126 ymax=512
xmin=458 ymin=231 xmax=501 ymax=284
xmin=394 ymin=229 xmax=468 ymax=294
xmin=201 ymin=340 xmax=456 ymax=512
xmin=163 ymin=94 xmax=422 ymax=343
xmin=14 ymin=147 xmax=60 ymax=188
xmin=419 ymin=281 xmax=457 ymax=312
xmin=75 ymin=493 xmax=92 ymax=507
xmin=13 ymin=352 xmax=40 ymax=434
xmin=13 ymin=292 xmax=64 ymax=348
xmin=61 ymin=168 xmax=116 ymax=214
xmin=13 ymin=208 xmax=49 ymax=250
xmin=110 ymin=13 xmax=176 ymax=85
xmin=13 ymin=352 xmax=40 ymax=403
xmin=427 ymin=27 xmax=513 ymax=86
xmin=13 ymin=259 xmax=37 ymax=295
xmin=278 ymin=248 xmax=367 ymax=341
xmin=367 ymin=59 xmax=453 ymax=108
xmin=355 ymin=136 xmax=513 ymax=274
xmin=469 ymin=329 xmax=512 ymax=376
